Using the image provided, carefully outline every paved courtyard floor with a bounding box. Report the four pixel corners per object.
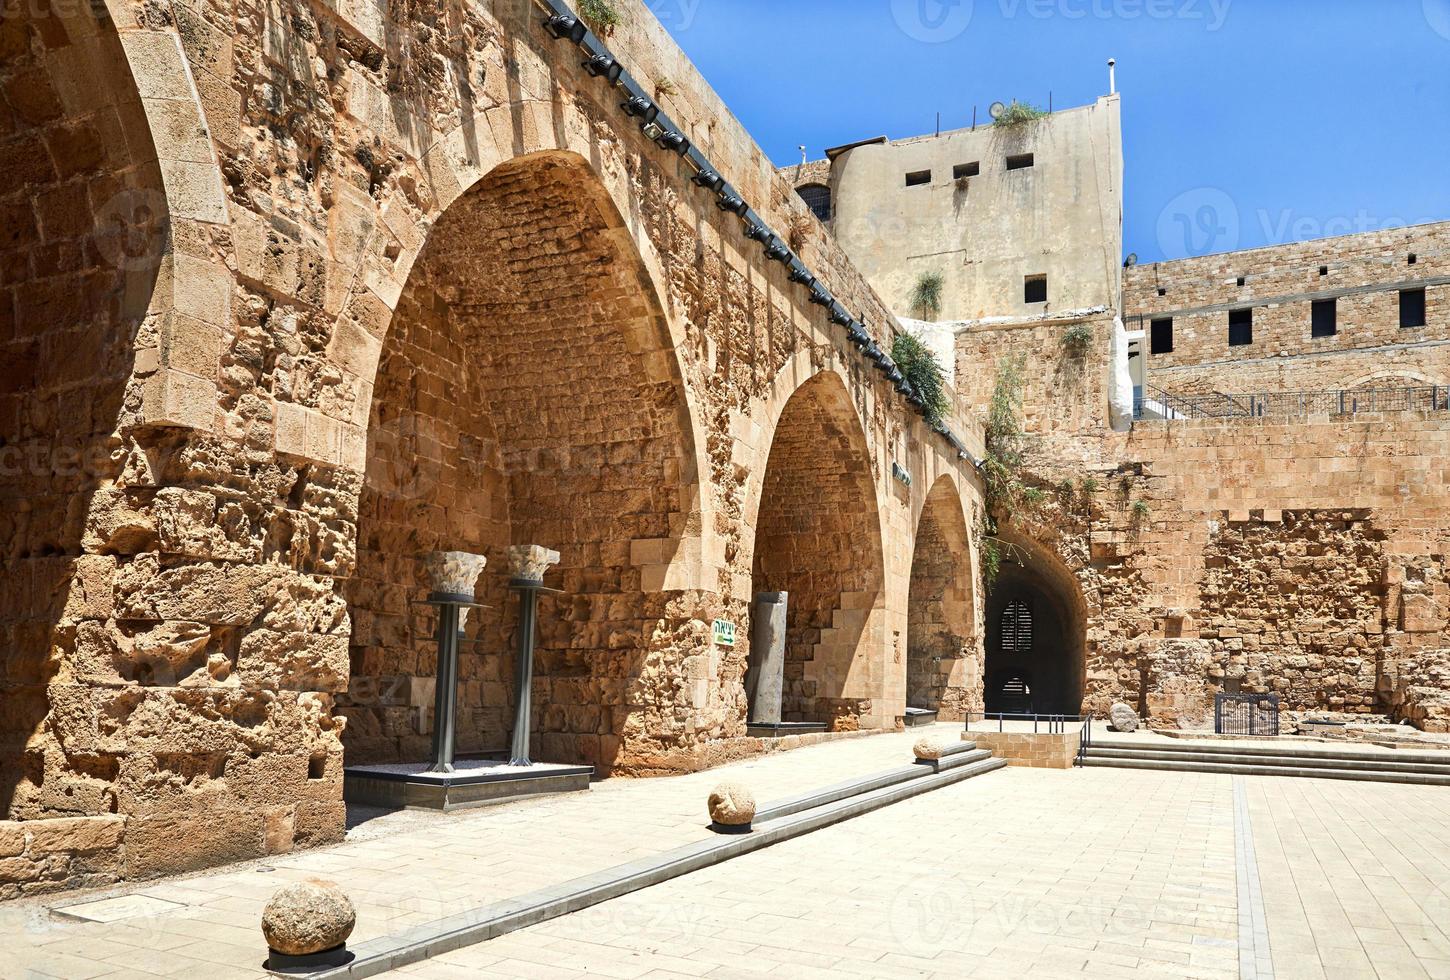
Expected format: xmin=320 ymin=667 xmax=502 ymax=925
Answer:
xmin=5 ymin=727 xmax=1449 ymax=979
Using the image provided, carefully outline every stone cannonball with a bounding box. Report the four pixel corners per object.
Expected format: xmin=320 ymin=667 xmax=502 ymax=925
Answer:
xmin=707 ymin=782 xmax=756 ymax=827
xmin=261 ymin=879 xmax=356 ymax=956
xmin=913 ymin=737 xmax=946 ymax=761
xmin=1109 ymin=702 xmax=1141 ymax=733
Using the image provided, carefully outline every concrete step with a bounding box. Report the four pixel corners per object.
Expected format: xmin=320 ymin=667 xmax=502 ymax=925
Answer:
xmin=752 ymin=742 xmax=980 ymax=823
xmin=932 ymin=748 xmax=995 ymax=773
xmin=1080 ymin=755 xmax=1450 ymax=786
xmin=1084 ymin=745 xmax=1450 ymax=777
xmin=1088 ymin=737 xmax=1450 ymax=766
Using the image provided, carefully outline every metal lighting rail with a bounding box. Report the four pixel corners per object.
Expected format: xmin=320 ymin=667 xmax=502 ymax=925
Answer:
xmin=532 ymin=0 xmax=976 ymax=465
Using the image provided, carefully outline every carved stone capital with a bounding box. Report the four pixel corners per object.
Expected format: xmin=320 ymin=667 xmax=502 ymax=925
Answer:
xmin=422 ymin=551 xmax=487 ymax=600
xmin=508 ymin=545 xmax=561 ymax=585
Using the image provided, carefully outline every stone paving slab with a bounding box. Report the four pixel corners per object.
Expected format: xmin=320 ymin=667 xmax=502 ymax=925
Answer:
xmin=7 ymin=731 xmax=1450 ymax=980
xmin=391 ymin=767 xmax=1450 ymax=980
xmin=0 ymin=725 xmax=958 ymax=979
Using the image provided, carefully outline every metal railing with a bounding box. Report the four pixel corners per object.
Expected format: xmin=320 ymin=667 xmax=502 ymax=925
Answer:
xmin=1077 ymin=713 xmax=1093 ymax=767
xmin=963 ymin=712 xmax=1084 ymax=735
xmin=1214 ymin=694 xmax=1281 ymax=737
xmin=1134 ymin=383 xmax=1450 ymax=422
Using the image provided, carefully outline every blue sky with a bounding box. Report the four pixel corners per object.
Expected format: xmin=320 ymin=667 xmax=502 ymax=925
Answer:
xmin=657 ymin=0 xmax=1450 ymax=263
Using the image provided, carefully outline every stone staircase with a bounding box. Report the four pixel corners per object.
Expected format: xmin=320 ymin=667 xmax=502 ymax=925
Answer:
xmin=1080 ymin=737 xmax=1450 ymax=786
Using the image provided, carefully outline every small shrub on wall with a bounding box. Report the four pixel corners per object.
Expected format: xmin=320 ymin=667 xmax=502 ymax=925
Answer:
xmin=891 ymin=333 xmax=951 ymax=428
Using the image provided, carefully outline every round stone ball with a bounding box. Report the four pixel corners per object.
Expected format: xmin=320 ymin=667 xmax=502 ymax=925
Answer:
xmin=913 ymin=737 xmax=946 ymax=761
xmin=1109 ymin=702 xmax=1141 ymax=733
xmin=707 ymin=782 xmax=756 ymax=826
xmin=261 ymin=879 xmax=356 ymax=956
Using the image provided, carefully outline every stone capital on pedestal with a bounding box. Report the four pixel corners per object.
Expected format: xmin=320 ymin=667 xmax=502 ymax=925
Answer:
xmin=508 ymin=544 xmax=560 ymax=585
xmin=422 ymin=551 xmax=487 ymax=601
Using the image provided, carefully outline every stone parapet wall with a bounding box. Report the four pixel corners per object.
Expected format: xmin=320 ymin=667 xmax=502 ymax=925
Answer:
xmin=1125 ymin=222 xmax=1450 ymax=395
xmin=966 ymin=730 xmax=1080 ymax=769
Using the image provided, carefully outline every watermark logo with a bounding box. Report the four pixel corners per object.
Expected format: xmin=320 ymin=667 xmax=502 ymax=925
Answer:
xmin=1156 ymin=187 xmax=1240 ymax=259
xmin=94 ymin=188 xmax=169 ymax=272
xmin=999 ymin=0 xmax=1231 ymax=30
xmin=892 ymin=0 xmax=976 ymax=43
xmin=650 ymin=0 xmax=703 ymax=32
xmin=1426 ymin=0 xmax=1450 ymax=40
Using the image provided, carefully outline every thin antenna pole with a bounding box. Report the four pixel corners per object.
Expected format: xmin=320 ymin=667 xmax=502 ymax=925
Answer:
xmin=935 ymin=112 xmax=940 ymax=137
xmin=1049 ymin=91 xmax=1053 ymax=114
xmin=972 ymin=106 xmax=977 ymax=131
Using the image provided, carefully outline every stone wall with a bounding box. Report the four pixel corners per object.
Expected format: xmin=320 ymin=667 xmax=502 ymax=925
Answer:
xmin=997 ymin=414 xmax=1450 ymax=729
xmin=1125 ymin=222 xmax=1450 ymax=399
xmin=0 ymin=0 xmax=986 ymax=896
xmin=905 ymin=478 xmax=981 ymax=720
xmin=967 ymin=730 xmax=1080 ymax=769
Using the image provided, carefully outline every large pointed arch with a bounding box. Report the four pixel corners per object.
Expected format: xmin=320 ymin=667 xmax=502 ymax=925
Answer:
xmin=984 ymin=530 xmax=1089 ymax=716
xmin=746 ymin=369 xmax=887 ymax=730
xmin=341 ymin=151 xmax=708 ymax=775
xmin=1 ymin=1 xmax=168 ymax=820
xmin=906 ymin=475 xmax=981 ymax=721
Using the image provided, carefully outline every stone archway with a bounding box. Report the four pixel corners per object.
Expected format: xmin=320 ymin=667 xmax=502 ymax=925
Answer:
xmin=0 ymin=3 xmax=166 ymax=826
xmin=984 ymin=534 xmax=1088 ymax=717
xmin=748 ymin=370 xmax=885 ymax=730
xmin=341 ymin=151 xmax=705 ymax=776
xmin=905 ymin=476 xmax=980 ymax=721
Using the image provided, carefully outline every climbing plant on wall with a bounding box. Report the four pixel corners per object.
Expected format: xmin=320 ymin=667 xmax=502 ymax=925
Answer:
xmin=975 ymin=354 xmax=1027 ymax=586
xmin=891 ymin=333 xmax=951 ymax=428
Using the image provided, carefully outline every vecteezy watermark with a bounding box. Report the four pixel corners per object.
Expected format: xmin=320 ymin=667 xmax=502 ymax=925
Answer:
xmin=1426 ymin=0 xmax=1450 ymax=40
xmin=1156 ymin=187 xmax=1241 ymax=260
xmin=1157 ymin=187 xmax=1440 ymax=259
xmin=997 ymin=0 xmax=1232 ymax=30
xmin=94 ymin=188 xmax=169 ymax=273
xmin=648 ymin=0 xmax=703 ymax=32
xmin=892 ymin=0 xmax=1231 ymax=42
xmin=1256 ymin=208 xmax=1441 ymax=243
xmin=892 ymin=0 xmax=976 ymax=43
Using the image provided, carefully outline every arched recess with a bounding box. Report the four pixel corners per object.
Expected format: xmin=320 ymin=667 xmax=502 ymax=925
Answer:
xmin=984 ymin=531 xmax=1088 ymax=716
xmin=748 ymin=370 xmax=886 ymax=730
xmin=0 ymin=3 xmax=167 ymax=819
xmin=340 ymin=151 xmax=705 ymax=775
xmin=905 ymin=476 xmax=980 ymax=721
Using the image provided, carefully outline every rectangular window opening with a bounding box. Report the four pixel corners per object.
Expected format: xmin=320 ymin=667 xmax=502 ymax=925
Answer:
xmin=1236 ymin=276 xmax=1246 ymax=287
xmin=1024 ymin=275 xmax=1048 ymax=304
xmin=905 ymin=169 xmax=932 ymax=187
xmin=1006 ymin=153 xmax=1035 ymax=171
xmin=1409 ymin=253 xmax=1418 ymax=265
xmin=1150 ymin=318 xmax=1174 ymax=355
xmin=1311 ymin=298 xmax=1338 ymax=338
xmin=953 ymin=162 xmax=980 ymax=179
xmin=1157 ymin=287 xmax=1167 ymax=297
xmin=1401 ymin=288 xmax=1427 ymax=329
xmin=1229 ymin=308 xmax=1254 ymax=347
xmin=1319 ymin=265 xmax=1329 ymax=277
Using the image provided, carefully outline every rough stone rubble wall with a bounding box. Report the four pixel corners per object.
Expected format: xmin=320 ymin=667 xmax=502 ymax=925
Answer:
xmin=0 ymin=0 xmax=985 ymax=897
xmin=997 ymin=413 xmax=1450 ymax=729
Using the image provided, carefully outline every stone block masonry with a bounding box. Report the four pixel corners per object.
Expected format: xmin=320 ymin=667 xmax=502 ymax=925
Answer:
xmin=0 ymin=0 xmax=985 ymax=897
xmin=1125 ymin=222 xmax=1450 ymax=398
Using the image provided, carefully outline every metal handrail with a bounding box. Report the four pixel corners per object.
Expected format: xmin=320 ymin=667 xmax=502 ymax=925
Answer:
xmin=1076 ymin=713 xmax=1093 ymax=767
xmin=1135 ymin=383 xmax=1449 ymax=422
xmin=963 ymin=712 xmax=1085 ymax=736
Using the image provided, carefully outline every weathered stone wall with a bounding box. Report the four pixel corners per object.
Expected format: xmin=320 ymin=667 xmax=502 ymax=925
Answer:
xmin=1 ymin=0 xmax=986 ymax=896
xmin=1125 ymin=222 xmax=1450 ymax=398
xmin=905 ymin=478 xmax=981 ymax=721
xmin=752 ymin=373 xmax=884 ymax=729
xmin=996 ymin=414 xmax=1450 ymax=729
